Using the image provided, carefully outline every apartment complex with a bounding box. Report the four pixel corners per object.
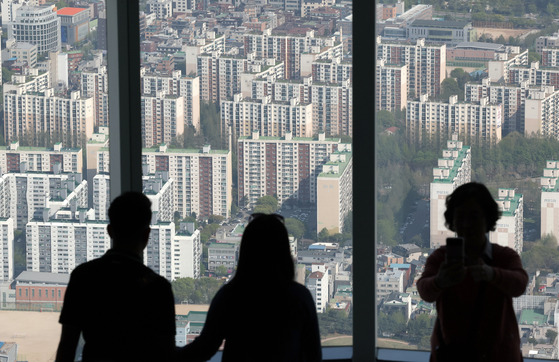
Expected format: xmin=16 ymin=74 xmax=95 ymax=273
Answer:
xmin=376 ymin=37 xmax=446 ymax=98
xmin=221 ymin=94 xmax=312 ymax=142
xmin=489 ymin=188 xmax=524 ymax=254
xmin=0 ymin=142 xmax=82 ymax=175
xmin=10 ymin=5 xmax=61 ymax=54
xmin=487 ymin=49 xmax=529 ymax=83
xmin=406 ymin=95 xmax=503 ymax=145
xmin=4 ymin=88 xmax=94 ymax=148
xmin=376 ymin=59 xmax=408 ymax=112
xmin=140 ymin=69 xmax=200 ymax=132
xmin=238 ymin=131 xmax=343 ymax=207
xmin=316 ymin=148 xmax=353 ymax=235
xmin=429 ymin=136 xmax=472 ymax=248
xmin=525 ymin=86 xmax=559 ymax=139
xmin=98 ymin=144 xmax=232 ymax=219
xmin=141 ymin=92 xmax=185 ymax=148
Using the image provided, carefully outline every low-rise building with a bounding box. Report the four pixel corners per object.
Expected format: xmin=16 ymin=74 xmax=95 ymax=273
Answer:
xmin=207 ymin=242 xmax=237 ymax=273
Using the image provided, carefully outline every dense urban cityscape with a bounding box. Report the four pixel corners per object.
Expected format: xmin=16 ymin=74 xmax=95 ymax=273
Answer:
xmin=3 ymin=0 xmax=559 ymax=360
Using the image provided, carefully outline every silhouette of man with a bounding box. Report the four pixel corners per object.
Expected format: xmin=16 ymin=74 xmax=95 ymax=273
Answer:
xmin=56 ymin=192 xmax=176 ymax=362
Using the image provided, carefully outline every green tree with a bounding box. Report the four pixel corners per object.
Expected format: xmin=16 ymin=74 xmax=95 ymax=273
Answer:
xmin=285 ymin=218 xmax=305 ymax=239
xmin=546 ymin=329 xmax=558 ymax=343
xmin=439 ymin=78 xmax=462 ymax=101
xmin=207 ymin=215 xmax=224 ymax=224
xmin=2 ymin=67 xmax=14 ymax=84
xmin=318 ymin=228 xmax=330 ymax=242
xmin=253 ymin=195 xmax=278 ymax=214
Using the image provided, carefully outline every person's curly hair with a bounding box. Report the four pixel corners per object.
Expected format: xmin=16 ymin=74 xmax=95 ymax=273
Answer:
xmin=444 ymin=182 xmax=501 ymax=233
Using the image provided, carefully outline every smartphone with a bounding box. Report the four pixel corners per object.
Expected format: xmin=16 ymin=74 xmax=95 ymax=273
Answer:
xmin=446 ymin=237 xmax=464 ymax=264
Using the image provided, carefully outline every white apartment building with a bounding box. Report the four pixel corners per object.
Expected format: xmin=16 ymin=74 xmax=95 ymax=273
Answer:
xmin=316 ymin=147 xmax=353 ymax=235
xmin=2 ymin=0 xmax=26 ymax=27
xmin=3 ymin=67 xmax=49 ymax=94
xmin=507 ymin=61 xmax=559 ymax=89
xmin=465 ymin=79 xmax=529 ymax=136
xmin=221 ymin=94 xmax=312 ymax=143
xmin=536 ymin=32 xmax=559 ymax=53
xmin=184 ymin=34 xmax=225 ymax=75
xmin=376 ymin=60 xmax=408 ymax=113
xmin=81 ymin=66 xmax=109 ymax=128
xmin=10 ymin=5 xmax=61 ymax=54
xmin=377 ymin=270 xmax=404 ymax=300
xmin=4 ymin=89 xmax=94 ymax=148
xmin=311 ymin=56 xmax=352 ymax=84
xmin=306 ymin=266 xmax=330 ymax=313
xmin=525 ymin=86 xmax=559 ymax=139
xmin=376 ymin=37 xmax=446 ymax=98
xmin=140 ymin=69 xmax=200 ymax=132
xmin=430 ymin=136 xmax=471 ymax=248
xmin=98 ymin=144 xmax=232 ymax=219
xmin=0 ymin=141 xmax=82 ymax=175
xmin=489 ymin=188 xmax=523 ymax=254
xmin=487 ymin=49 xmax=529 ymax=83
xmin=407 ymin=95 xmax=503 ymax=145
xmin=243 ymin=29 xmax=341 ymax=79
xmin=541 ymin=160 xmax=559 ymax=242
xmin=92 ymin=174 xmax=110 ymax=221
xmin=173 ymin=0 xmax=197 ymax=13
xmin=238 ymin=131 xmax=343 ymax=207
xmin=197 ymin=53 xmax=283 ymax=103
xmin=174 ymin=222 xmax=201 ymax=279
xmin=0 ymin=218 xmax=14 ymax=281
xmin=147 ymin=0 xmax=172 ymax=19
xmin=141 ymin=91 xmax=185 ymax=148
xmin=251 ymin=76 xmax=353 ymax=136
xmin=541 ymin=48 xmax=559 ymax=67
xmin=0 ymin=171 xmax=87 ymax=230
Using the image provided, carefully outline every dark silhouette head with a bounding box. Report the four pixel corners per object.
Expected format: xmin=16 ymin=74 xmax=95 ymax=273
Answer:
xmin=231 ymin=213 xmax=294 ymax=285
xmin=107 ymin=192 xmax=152 ymax=251
xmin=444 ymin=182 xmax=501 ymax=233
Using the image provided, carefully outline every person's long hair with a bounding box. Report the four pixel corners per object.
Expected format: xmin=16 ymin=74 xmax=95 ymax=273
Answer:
xmin=230 ymin=214 xmax=295 ymax=287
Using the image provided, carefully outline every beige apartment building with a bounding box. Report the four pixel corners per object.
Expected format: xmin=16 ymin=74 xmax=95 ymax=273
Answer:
xmin=489 ymin=188 xmax=523 ymax=254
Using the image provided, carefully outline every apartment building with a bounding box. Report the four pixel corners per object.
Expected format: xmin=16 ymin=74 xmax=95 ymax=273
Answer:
xmin=174 ymin=222 xmax=201 ymax=279
xmin=4 ymin=89 xmax=94 ymax=148
xmin=541 ymin=48 xmax=559 ymax=68
xmin=376 ymin=37 xmax=446 ymax=98
xmin=306 ymin=266 xmax=330 ymax=313
xmin=0 ymin=218 xmax=14 ymax=281
xmin=465 ymin=78 xmax=527 ymax=135
xmin=184 ymin=34 xmax=226 ymax=75
xmin=141 ymin=92 xmax=185 ymax=148
xmin=377 ymin=270 xmax=404 ymax=300
xmin=0 ymin=170 xmax=87 ymax=230
xmin=0 ymin=141 xmax=82 ymax=175
xmin=238 ymin=131 xmax=343 ymax=207
xmin=221 ymin=94 xmax=312 ymax=142
xmin=208 ymin=242 xmax=237 ymax=272
xmin=487 ymin=49 xmax=529 ymax=83
xmin=376 ymin=59 xmax=408 ymax=112
xmin=525 ymin=86 xmax=559 ymax=139
xmin=489 ymin=188 xmax=523 ymax=254
xmin=429 ymin=136 xmax=472 ymax=248
xmin=507 ymin=61 xmax=559 ymax=90
xmin=197 ymin=53 xmax=283 ymax=103
xmin=316 ymin=147 xmax=353 ymax=234
xmin=98 ymin=144 xmax=232 ymax=219
xmin=541 ymin=160 xmax=559 ymax=242
xmin=10 ymin=5 xmax=61 ymax=54
xmin=243 ymin=29 xmax=341 ymax=79
xmin=311 ymin=56 xmax=352 ymax=84
xmin=406 ymin=95 xmax=503 ymax=145
xmin=251 ymin=75 xmax=352 ymax=136
xmin=536 ymin=32 xmax=559 ymax=53
xmin=140 ymin=69 xmax=200 ymax=132
xmin=147 ymin=0 xmax=173 ymax=19
xmin=81 ymin=66 xmax=109 ymax=128
xmin=173 ymin=0 xmax=197 ymax=13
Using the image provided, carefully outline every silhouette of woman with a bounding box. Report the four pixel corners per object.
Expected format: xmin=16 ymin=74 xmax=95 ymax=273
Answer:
xmin=417 ymin=182 xmax=528 ymax=362
xmin=177 ymin=213 xmax=322 ymax=362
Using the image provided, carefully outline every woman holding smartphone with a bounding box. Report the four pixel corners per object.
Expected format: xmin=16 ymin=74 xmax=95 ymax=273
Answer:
xmin=417 ymin=182 xmax=528 ymax=362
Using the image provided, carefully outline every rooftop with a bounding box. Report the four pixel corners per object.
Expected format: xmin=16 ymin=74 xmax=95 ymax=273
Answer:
xmin=410 ymin=19 xmax=471 ymax=29
xmin=15 ymin=271 xmax=71 ymax=285
xmin=432 ymin=146 xmax=471 ymax=184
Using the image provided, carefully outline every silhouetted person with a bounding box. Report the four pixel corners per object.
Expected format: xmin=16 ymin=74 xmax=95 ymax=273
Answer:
xmin=56 ymin=192 xmax=176 ymax=362
xmin=417 ymin=182 xmax=528 ymax=362
xmin=177 ymin=213 xmax=322 ymax=362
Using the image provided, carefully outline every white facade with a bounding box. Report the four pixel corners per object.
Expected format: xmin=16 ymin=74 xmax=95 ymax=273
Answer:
xmin=376 ymin=59 xmax=408 ymax=113
xmin=141 ymin=92 xmax=185 ymax=148
xmin=0 ymin=218 xmax=14 ymax=281
xmin=525 ymin=86 xmax=559 ymax=139
xmin=10 ymin=5 xmax=61 ymax=54
xmin=0 ymin=141 xmax=82 ymax=175
xmin=377 ymin=270 xmax=404 ymax=299
xmin=221 ymin=94 xmax=312 ymax=143
xmin=489 ymin=189 xmax=523 ymax=254
xmin=306 ymin=267 xmax=329 ymax=313
xmin=541 ymin=161 xmax=559 ymax=243
xmin=147 ymin=0 xmax=173 ymax=19
xmin=316 ymin=148 xmax=353 ymax=234
xmin=407 ymin=95 xmax=503 ymax=145
xmin=430 ymin=136 xmax=472 ymax=248
xmin=174 ymin=223 xmax=201 ymax=280
xmin=238 ymin=132 xmax=343 ymax=207
xmin=81 ymin=66 xmax=109 ymax=128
